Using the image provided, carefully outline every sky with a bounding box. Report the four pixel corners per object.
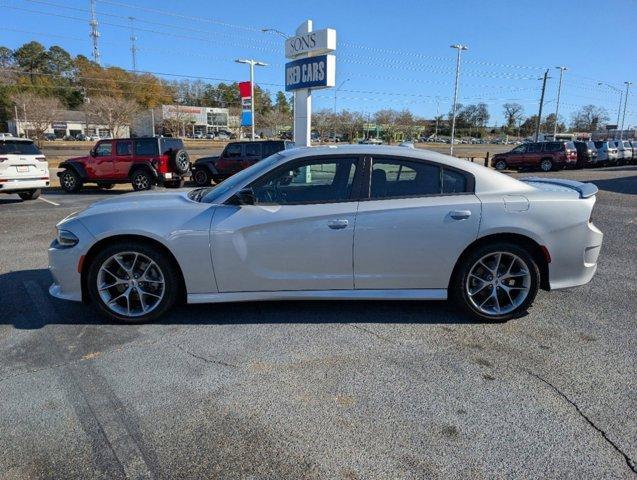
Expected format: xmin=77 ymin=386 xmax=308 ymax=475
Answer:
xmin=1 ymin=0 xmax=636 ymax=126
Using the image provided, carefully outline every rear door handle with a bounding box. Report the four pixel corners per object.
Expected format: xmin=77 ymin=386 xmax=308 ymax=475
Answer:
xmin=450 ymin=210 xmax=472 ymax=220
xmin=327 ymin=219 xmax=349 ymax=230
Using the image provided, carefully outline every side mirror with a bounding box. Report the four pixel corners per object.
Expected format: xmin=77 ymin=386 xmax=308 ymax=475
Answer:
xmin=89 ymin=149 xmax=96 ymax=157
xmin=228 ymin=187 xmax=255 ymax=206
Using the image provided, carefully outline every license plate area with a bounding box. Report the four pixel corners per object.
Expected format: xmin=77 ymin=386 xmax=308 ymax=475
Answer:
xmin=17 ymin=166 xmax=29 ymax=173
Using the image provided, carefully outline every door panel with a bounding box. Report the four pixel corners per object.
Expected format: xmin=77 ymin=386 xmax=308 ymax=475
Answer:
xmin=114 ymin=140 xmax=133 ymax=178
xmin=87 ymin=141 xmax=114 ymax=178
xmin=210 ymin=203 xmax=357 ymax=292
xmin=354 ymin=195 xmax=481 ymax=289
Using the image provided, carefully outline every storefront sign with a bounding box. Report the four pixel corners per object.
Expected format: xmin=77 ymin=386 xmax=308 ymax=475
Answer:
xmin=285 ymin=28 xmax=336 ymax=59
xmin=285 ymin=55 xmax=335 ymax=91
xmin=52 ymin=122 xmax=67 ymax=129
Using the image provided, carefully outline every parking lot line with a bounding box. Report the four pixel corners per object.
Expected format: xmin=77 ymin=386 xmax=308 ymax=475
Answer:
xmin=39 ymin=196 xmax=61 ymax=206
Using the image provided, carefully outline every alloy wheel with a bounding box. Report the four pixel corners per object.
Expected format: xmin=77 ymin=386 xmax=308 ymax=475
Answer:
xmin=134 ymin=173 xmax=150 ymax=190
xmin=176 ymin=151 xmax=189 ymax=172
xmin=62 ymin=173 xmax=76 ymax=189
xmin=540 ymin=160 xmax=552 ymax=172
xmin=466 ymin=252 xmax=531 ymax=316
xmin=97 ymin=251 xmax=165 ymax=317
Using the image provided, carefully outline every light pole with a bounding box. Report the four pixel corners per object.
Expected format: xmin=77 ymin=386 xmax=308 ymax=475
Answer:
xmin=449 ymin=44 xmax=468 ymax=156
xmin=620 ymin=81 xmax=632 ymax=140
xmin=235 ymin=59 xmax=268 ymax=141
xmin=553 ymin=66 xmax=567 ymax=139
xmin=333 ymin=78 xmax=350 ymax=141
xmin=261 ymin=28 xmax=289 ymax=39
xmin=598 ymin=82 xmax=623 ymax=136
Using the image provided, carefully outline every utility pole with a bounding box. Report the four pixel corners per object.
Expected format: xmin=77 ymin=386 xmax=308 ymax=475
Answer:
xmin=620 ymin=81 xmax=632 ymax=140
xmin=235 ymin=59 xmax=268 ymax=140
xmin=129 ymin=17 xmax=137 ymax=72
xmin=597 ymin=82 xmax=623 ymax=137
xmin=89 ymin=0 xmax=100 ymax=65
xmin=534 ymin=69 xmax=550 ymax=142
xmin=553 ymin=66 xmax=567 ymax=139
xmin=449 ymin=44 xmax=468 ymax=156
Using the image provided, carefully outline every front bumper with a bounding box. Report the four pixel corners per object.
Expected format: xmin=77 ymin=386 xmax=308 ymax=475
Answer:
xmin=48 ymin=221 xmax=95 ymax=303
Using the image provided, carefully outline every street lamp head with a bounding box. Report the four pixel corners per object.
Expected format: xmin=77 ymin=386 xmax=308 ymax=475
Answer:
xmin=235 ymin=59 xmax=248 ymax=64
xmin=254 ymin=61 xmax=268 ymax=67
xmin=555 ymin=66 xmax=567 ymax=71
xmin=450 ymin=44 xmax=468 ymax=51
xmin=625 ymin=81 xmax=633 ymax=86
xmin=261 ymin=28 xmax=289 ymax=39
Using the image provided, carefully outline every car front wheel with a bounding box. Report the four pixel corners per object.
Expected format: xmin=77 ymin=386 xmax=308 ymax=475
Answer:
xmin=540 ymin=159 xmax=553 ymax=172
xmin=453 ymin=242 xmax=539 ymax=322
xmin=60 ymin=170 xmax=82 ymax=193
xmin=494 ymin=159 xmax=507 ymax=171
xmin=87 ymin=241 xmax=178 ymax=322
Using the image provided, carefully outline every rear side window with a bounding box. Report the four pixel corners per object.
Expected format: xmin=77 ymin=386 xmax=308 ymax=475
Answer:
xmin=263 ymin=142 xmax=284 ymax=157
xmin=442 ymin=169 xmax=468 ymax=193
xmin=116 ymin=141 xmax=132 ymax=155
xmin=0 ymin=140 xmax=42 ymax=155
xmin=160 ymin=138 xmax=183 ymax=154
xmin=134 ymin=138 xmax=159 ymax=156
xmin=370 ymin=158 xmax=440 ymax=199
xmin=244 ymin=143 xmax=261 ymax=157
xmin=544 ymin=142 xmax=562 ymax=152
xmin=527 ymin=143 xmax=541 ymax=153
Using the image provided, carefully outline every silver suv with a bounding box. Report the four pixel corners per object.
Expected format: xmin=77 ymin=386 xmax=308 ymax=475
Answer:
xmin=593 ymin=141 xmax=618 ymax=165
xmin=0 ymin=137 xmax=50 ymax=200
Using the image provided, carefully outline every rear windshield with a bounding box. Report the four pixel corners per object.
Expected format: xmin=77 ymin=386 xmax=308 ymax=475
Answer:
xmin=160 ymin=138 xmax=184 ymax=154
xmin=0 ymin=140 xmax=42 ymax=155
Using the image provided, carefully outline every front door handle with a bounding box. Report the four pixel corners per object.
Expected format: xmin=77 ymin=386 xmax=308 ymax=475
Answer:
xmin=327 ymin=219 xmax=349 ymax=230
xmin=450 ymin=210 xmax=472 ymax=220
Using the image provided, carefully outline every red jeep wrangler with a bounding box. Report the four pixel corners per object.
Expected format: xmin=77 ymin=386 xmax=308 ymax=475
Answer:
xmin=57 ymin=137 xmax=190 ymax=192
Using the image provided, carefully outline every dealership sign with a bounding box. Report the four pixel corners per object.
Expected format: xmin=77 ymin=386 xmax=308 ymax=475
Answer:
xmin=285 ymin=28 xmax=336 ymax=59
xmin=285 ymin=55 xmax=335 ymax=91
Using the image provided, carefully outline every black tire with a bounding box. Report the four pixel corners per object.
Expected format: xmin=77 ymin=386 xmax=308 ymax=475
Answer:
xmin=192 ymin=168 xmax=211 ymax=187
xmin=451 ymin=242 xmax=540 ymax=322
xmin=60 ymin=169 xmax=82 ymax=193
xmin=86 ymin=241 xmax=178 ymax=323
xmin=18 ymin=189 xmax=41 ymax=200
xmin=163 ymin=179 xmax=184 ymax=188
xmin=99 ymin=183 xmax=115 ymax=190
xmin=169 ymin=149 xmax=190 ymax=174
xmin=539 ymin=158 xmax=553 ymax=172
xmin=494 ymin=159 xmax=507 ymax=171
xmin=130 ymin=169 xmax=154 ymax=191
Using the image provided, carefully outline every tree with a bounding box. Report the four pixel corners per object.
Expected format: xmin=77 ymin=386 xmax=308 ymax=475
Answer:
xmin=503 ymin=103 xmax=524 ymax=131
xmin=336 ymin=110 xmax=365 ymax=142
xmin=274 ymin=91 xmax=291 ymax=115
xmin=12 ymin=41 xmax=48 ymax=75
xmin=11 ymin=92 xmax=62 ymax=140
xmin=570 ymin=105 xmax=609 ymax=132
xmin=0 ymin=47 xmax=13 ymax=69
xmin=373 ymin=109 xmax=399 ymax=142
xmin=87 ymin=96 xmax=139 ymax=137
xmin=312 ymin=109 xmax=334 ymax=141
xmin=519 ymin=115 xmax=538 ymax=137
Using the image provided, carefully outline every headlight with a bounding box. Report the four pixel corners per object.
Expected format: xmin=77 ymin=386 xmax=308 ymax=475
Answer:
xmin=56 ymin=229 xmax=79 ymax=248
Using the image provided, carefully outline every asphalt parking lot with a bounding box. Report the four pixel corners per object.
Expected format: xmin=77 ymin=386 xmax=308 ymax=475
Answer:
xmin=0 ymin=166 xmax=635 ymax=479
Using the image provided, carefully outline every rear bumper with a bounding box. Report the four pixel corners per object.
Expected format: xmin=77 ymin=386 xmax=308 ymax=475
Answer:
xmin=549 ymin=221 xmax=603 ymax=290
xmin=0 ymin=178 xmax=49 ymax=192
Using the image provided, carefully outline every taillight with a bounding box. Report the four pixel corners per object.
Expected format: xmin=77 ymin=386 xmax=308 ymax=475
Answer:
xmin=36 ymin=156 xmax=47 ymax=162
xmin=155 ymin=155 xmax=169 ymax=173
xmin=0 ymin=157 xmax=7 ymax=162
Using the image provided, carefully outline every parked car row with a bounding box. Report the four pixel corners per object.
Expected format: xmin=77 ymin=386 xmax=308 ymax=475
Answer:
xmin=492 ymin=139 xmax=636 ymax=172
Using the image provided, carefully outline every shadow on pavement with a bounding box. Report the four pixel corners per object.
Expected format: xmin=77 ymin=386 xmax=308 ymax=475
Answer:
xmin=2 ymin=268 xmax=481 ymax=329
xmin=588 ymin=175 xmax=637 ymax=195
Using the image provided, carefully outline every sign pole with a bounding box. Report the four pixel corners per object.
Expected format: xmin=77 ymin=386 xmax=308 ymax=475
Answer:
xmin=293 ymin=20 xmax=313 ymax=147
xmin=250 ymin=62 xmax=255 ymax=141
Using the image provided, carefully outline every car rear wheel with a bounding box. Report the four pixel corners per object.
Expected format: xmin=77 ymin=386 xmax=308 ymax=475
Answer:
xmin=452 ymin=242 xmax=539 ymax=322
xmin=18 ymin=189 xmax=41 ymax=200
xmin=87 ymin=242 xmax=178 ymax=322
xmin=540 ymin=158 xmax=553 ymax=172
xmin=131 ymin=169 xmax=153 ymax=191
xmin=494 ymin=159 xmax=507 ymax=171
xmin=60 ymin=169 xmax=82 ymax=193
xmin=192 ymin=168 xmax=211 ymax=186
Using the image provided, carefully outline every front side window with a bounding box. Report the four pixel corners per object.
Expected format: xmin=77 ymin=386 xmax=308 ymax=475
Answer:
xmin=134 ymin=138 xmax=159 ymax=156
xmin=225 ymin=144 xmax=242 ymax=158
xmin=511 ymin=145 xmax=526 ymax=154
xmin=250 ymin=157 xmax=359 ymax=205
xmin=95 ymin=142 xmax=112 ymax=156
xmin=370 ymin=159 xmax=440 ymax=199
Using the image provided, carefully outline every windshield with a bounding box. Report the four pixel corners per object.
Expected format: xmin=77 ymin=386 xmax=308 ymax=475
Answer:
xmin=0 ymin=140 xmax=42 ymax=155
xmin=199 ymin=153 xmax=285 ymax=203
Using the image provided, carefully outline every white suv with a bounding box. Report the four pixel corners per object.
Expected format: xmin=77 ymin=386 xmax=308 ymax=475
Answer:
xmin=0 ymin=137 xmax=50 ymax=200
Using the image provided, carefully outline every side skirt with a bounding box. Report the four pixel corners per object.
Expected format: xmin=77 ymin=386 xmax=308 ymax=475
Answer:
xmin=187 ymin=289 xmax=448 ymax=304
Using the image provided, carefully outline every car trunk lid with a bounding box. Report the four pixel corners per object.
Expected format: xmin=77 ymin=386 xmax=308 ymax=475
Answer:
xmin=520 ymin=177 xmax=598 ymax=198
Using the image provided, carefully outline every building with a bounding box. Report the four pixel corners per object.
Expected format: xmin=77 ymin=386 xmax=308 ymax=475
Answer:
xmin=133 ymin=105 xmax=231 ymax=137
xmin=7 ymin=109 xmax=128 ymax=139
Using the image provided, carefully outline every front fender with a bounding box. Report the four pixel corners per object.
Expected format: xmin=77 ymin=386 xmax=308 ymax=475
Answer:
xmin=58 ymin=161 xmax=87 ymax=179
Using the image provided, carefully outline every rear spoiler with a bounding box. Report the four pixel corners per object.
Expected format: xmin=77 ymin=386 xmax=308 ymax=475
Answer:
xmin=521 ymin=177 xmax=599 ymax=198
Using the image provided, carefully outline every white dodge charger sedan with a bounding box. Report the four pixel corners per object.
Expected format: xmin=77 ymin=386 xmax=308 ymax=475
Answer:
xmin=49 ymin=145 xmax=603 ymax=323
